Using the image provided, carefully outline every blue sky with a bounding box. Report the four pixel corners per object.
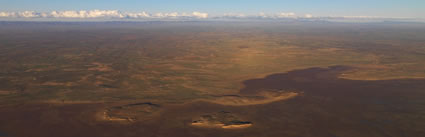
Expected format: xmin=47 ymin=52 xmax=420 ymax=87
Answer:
xmin=0 ymin=0 xmax=424 ymax=18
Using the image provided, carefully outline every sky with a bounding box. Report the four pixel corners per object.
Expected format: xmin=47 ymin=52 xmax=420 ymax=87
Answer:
xmin=0 ymin=0 xmax=424 ymax=19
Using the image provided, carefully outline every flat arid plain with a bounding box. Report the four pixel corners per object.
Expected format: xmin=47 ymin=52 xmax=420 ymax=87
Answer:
xmin=0 ymin=21 xmax=425 ymax=137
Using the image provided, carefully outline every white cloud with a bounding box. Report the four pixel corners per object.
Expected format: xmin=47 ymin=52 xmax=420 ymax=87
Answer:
xmin=18 ymin=11 xmax=40 ymax=18
xmin=0 ymin=12 xmax=16 ymax=17
xmin=223 ymin=13 xmax=246 ymax=18
xmin=48 ymin=10 xmax=124 ymax=18
xmin=152 ymin=12 xmax=179 ymax=18
xmin=253 ymin=12 xmax=297 ymax=18
xmin=126 ymin=11 xmax=150 ymax=18
xmin=258 ymin=12 xmax=267 ymax=18
xmin=304 ymin=14 xmax=313 ymax=18
xmin=151 ymin=11 xmax=208 ymax=18
xmin=167 ymin=12 xmax=179 ymax=17
xmin=341 ymin=16 xmax=382 ymax=19
xmin=0 ymin=11 xmax=42 ymax=18
xmin=1 ymin=10 xmax=414 ymax=21
xmin=192 ymin=11 xmax=208 ymax=18
xmin=0 ymin=10 xmax=210 ymax=19
xmin=277 ymin=12 xmax=296 ymax=18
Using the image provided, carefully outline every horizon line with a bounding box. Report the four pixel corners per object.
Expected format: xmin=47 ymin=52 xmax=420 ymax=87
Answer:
xmin=1 ymin=10 xmax=423 ymax=20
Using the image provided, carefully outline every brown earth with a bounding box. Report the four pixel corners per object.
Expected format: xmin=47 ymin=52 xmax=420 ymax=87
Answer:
xmin=1 ymin=66 xmax=425 ymax=137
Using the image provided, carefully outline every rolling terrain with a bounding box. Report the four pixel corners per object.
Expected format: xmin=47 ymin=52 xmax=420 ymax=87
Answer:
xmin=0 ymin=21 xmax=424 ymax=137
